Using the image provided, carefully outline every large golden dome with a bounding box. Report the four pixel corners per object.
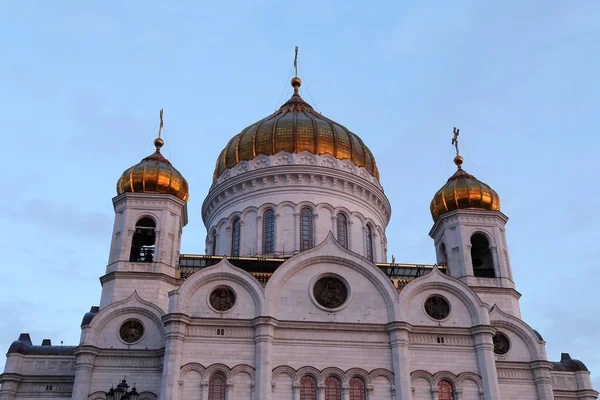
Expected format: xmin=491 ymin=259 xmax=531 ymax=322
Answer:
xmin=213 ymin=78 xmax=379 ymax=180
xmin=117 ymin=137 xmax=189 ymax=202
xmin=430 ymin=156 xmax=500 ymax=221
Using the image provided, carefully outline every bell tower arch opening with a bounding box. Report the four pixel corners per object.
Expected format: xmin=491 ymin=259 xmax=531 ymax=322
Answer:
xmin=470 ymin=233 xmax=495 ymax=278
xmin=129 ymin=217 xmax=157 ymax=263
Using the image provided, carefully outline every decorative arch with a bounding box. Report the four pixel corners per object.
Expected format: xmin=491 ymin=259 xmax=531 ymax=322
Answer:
xmin=137 ymin=392 xmax=157 ymax=400
xmin=231 ymin=364 xmax=256 ymax=384
xmin=369 ymin=368 xmax=395 ymax=384
xmin=295 ymin=366 xmax=321 ymax=383
xmin=205 ymin=363 xmax=232 ymax=380
xmin=468 ymin=228 xmax=496 ymax=247
xmin=272 ymin=365 xmax=297 ymax=381
xmin=240 ymin=206 xmax=259 ymax=220
xmin=320 ymin=367 xmax=345 ymax=384
xmin=316 ymin=202 xmax=336 ymax=215
xmin=180 ymin=362 xmax=207 ymax=380
xmin=344 ymin=368 xmax=371 ymax=385
xmin=226 ymin=211 xmax=243 ymax=225
xmin=264 ymin=233 xmax=399 ymax=321
xmin=457 ymin=372 xmax=483 ymax=391
xmin=88 ymin=391 xmax=108 ymax=400
xmin=433 ymin=371 xmax=459 ymax=387
xmin=410 ymin=370 xmax=435 ymax=387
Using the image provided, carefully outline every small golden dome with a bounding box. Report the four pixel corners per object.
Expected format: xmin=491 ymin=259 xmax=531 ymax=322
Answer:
xmin=213 ymin=81 xmax=379 ymax=181
xmin=430 ymin=156 xmax=500 ymax=221
xmin=117 ymin=138 xmax=189 ymax=202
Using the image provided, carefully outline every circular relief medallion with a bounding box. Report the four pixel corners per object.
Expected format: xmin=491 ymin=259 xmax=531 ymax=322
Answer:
xmin=493 ymin=332 xmax=510 ymax=355
xmin=424 ymin=295 xmax=451 ymax=320
xmin=313 ymin=276 xmax=348 ymax=309
xmin=209 ymin=286 xmax=236 ymax=312
xmin=119 ymin=319 xmax=144 ymax=343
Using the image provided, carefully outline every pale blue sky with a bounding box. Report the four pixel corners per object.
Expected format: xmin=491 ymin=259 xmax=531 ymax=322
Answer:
xmin=1 ymin=0 xmax=599 ymax=388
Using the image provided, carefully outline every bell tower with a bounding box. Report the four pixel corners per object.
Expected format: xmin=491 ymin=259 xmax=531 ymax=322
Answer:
xmin=101 ymin=110 xmax=189 ymax=311
xmin=429 ymin=128 xmax=520 ymax=316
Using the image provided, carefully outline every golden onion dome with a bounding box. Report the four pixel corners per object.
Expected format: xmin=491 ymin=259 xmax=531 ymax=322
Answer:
xmin=117 ymin=137 xmax=189 ymax=202
xmin=213 ymin=77 xmax=379 ymax=180
xmin=430 ymin=155 xmax=500 ymax=221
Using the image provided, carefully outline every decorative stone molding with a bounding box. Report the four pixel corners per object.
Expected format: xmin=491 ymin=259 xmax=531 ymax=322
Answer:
xmin=271 ymin=365 xmax=394 ymax=386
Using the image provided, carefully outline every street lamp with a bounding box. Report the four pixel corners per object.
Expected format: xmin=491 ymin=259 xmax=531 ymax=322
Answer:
xmin=105 ymin=377 xmax=138 ymax=400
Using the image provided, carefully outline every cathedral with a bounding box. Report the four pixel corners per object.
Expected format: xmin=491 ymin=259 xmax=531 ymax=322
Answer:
xmin=0 ymin=73 xmax=597 ymax=400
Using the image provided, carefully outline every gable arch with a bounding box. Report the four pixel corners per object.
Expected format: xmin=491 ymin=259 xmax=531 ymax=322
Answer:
xmin=173 ymin=258 xmax=265 ymax=316
xmin=263 ymin=234 xmax=399 ymax=321
xmin=490 ymin=305 xmax=546 ymax=361
xmin=399 ymin=267 xmax=489 ymax=325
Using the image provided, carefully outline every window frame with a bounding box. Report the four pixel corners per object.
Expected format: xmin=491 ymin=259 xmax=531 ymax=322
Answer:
xmin=300 ymin=207 xmax=314 ymax=251
xmin=336 ymin=213 xmax=349 ymax=249
xmin=262 ymin=209 xmax=276 ymax=255
xmin=231 ymin=217 xmax=241 ymax=256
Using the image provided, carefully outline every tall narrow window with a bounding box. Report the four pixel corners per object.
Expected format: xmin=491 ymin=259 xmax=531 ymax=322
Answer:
xmin=440 ymin=242 xmax=448 ymax=265
xmin=208 ymin=372 xmax=227 ymax=400
xmin=211 ymin=230 xmax=217 ymax=256
xmin=438 ymin=380 xmax=454 ymax=400
xmin=300 ymin=207 xmax=314 ymax=251
xmin=300 ymin=375 xmax=317 ymax=400
xmin=130 ymin=217 xmax=156 ymax=262
xmin=231 ymin=218 xmax=241 ymax=256
xmin=365 ymin=224 xmax=374 ymax=262
xmin=262 ymin=209 xmax=275 ymax=255
xmin=336 ymin=213 xmax=348 ymax=249
xmin=471 ymin=233 xmax=495 ymax=278
xmin=349 ymin=377 xmax=366 ymax=400
xmin=325 ymin=376 xmax=341 ymax=400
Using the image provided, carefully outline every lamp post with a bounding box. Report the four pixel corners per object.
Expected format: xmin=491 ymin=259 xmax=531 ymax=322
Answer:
xmin=105 ymin=378 xmax=138 ymax=400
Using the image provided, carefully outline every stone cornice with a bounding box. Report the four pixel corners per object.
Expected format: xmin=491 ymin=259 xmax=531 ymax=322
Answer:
xmin=113 ymin=192 xmax=188 ymax=226
xmin=202 ymin=163 xmax=391 ymax=228
xmin=470 ymin=286 xmax=522 ymax=300
xmin=429 ymin=209 xmax=508 ymax=238
xmin=100 ymin=271 xmax=181 ymax=287
xmin=277 ymin=320 xmax=386 ymax=332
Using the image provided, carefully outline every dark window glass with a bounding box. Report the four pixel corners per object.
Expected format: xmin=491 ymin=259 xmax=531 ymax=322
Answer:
xmin=231 ymin=218 xmax=241 ymax=256
xmin=211 ymin=231 xmax=217 ymax=255
xmin=208 ymin=372 xmax=226 ymax=400
xmin=130 ymin=217 xmax=156 ymax=262
xmin=300 ymin=208 xmax=314 ymax=251
xmin=262 ymin=209 xmax=275 ymax=255
xmin=325 ymin=376 xmax=341 ymax=400
xmin=438 ymin=380 xmax=454 ymax=400
xmin=366 ymin=225 xmax=374 ymax=261
xmin=349 ymin=377 xmax=366 ymax=400
xmin=337 ymin=213 xmax=348 ymax=249
xmin=300 ymin=375 xmax=317 ymax=400
xmin=471 ymin=233 xmax=495 ymax=277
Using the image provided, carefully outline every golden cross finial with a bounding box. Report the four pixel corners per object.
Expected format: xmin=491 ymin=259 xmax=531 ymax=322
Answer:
xmin=452 ymin=127 xmax=460 ymax=156
xmin=294 ymin=46 xmax=299 ymax=77
xmin=158 ymin=109 xmax=164 ymax=139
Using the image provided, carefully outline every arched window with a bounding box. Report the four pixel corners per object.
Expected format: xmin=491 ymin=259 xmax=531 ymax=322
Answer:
xmin=231 ymin=218 xmax=241 ymax=256
xmin=130 ymin=217 xmax=156 ymax=262
xmin=471 ymin=233 xmax=495 ymax=277
xmin=336 ymin=213 xmax=348 ymax=249
xmin=262 ymin=209 xmax=275 ymax=255
xmin=440 ymin=242 xmax=448 ymax=265
xmin=365 ymin=224 xmax=374 ymax=262
xmin=300 ymin=375 xmax=317 ymax=400
xmin=300 ymin=207 xmax=314 ymax=251
xmin=438 ymin=380 xmax=454 ymax=400
xmin=349 ymin=377 xmax=366 ymax=400
xmin=325 ymin=376 xmax=341 ymax=400
xmin=211 ymin=230 xmax=217 ymax=255
xmin=208 ymin=372 xmax=227 ymax=400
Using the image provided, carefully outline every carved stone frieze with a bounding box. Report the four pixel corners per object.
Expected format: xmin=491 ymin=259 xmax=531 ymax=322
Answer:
xmin=186 ymin=326 xmax=254 ymax=338
xmin=496 ymin=368 xmax=534 ymax=381
xmin=409 ymin=334 xmax=474 ymax=346
xmin=21 ymin=359 xmax=76 ymax=375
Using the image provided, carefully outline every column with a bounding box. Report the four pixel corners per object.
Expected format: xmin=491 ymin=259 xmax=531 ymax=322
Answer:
xmin=240 ymin=220 xmax=245 ymax=256
xmin=225 ymin=381 xmax=234 ymax=400
xmin=0 ymin=373 xmax=23 ymax=400
xmin=331 ymin=215 xmax=337 ymax=238
xmin=71 ymin=345 xmax=99 ymax=400
xmin=293 ymin=213 xmax=299 ymax=254
xmin=317 ymin=384 xmax=325 ymax=400
xmin=341 ymin=384 xmax=350 ymax=400
xmin=372 ymin=232 xmax=378 ymax=262
xmin=386 ymin=322 xmax=413 ymax=400
xmin=454 ymin=388 xmax=463 ymax=400
xmin=489 ymin=246 xmax=502 ymax=278
xmin=470 ymin=325 xmax=501 ymax=399
xmin=430 ymin=388 xmax=439 ymax=400
xmin=274 ymin=213 xmax=281 ymax=257
xmin=200 ymin=381 xmax=209 ymax=400
xmin=225 ymin=226 xmax=231 ymax=256
xmin=256 ymin=216 xmax=263 ymax=256
xmin=292 ymin=382 xmax=300 ymax=400
xmin=529 ymin=361 xmax=555 ymax=400
xmin=160 ymin=314 xmax=190 ymax=400
xmin=366 ymin=384 xmax=374 ymax=400
xmin=348 ymin=220 xmax=354 ymax=251
xmin=253 ymin=317 xmax=278 ymax=400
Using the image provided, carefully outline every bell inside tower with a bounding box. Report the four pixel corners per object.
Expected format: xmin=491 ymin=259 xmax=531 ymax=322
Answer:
xmin=130 ymin=217 xmax=157 ymax=262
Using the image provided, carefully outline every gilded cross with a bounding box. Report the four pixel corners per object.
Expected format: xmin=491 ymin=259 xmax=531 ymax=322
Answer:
xmin=452 ymin=127 xmax=460 ymax=156
xmin=158 ymin=109 xmax=164 ymax=138
xmin=294 ymin=46 xmax=299 ymax=77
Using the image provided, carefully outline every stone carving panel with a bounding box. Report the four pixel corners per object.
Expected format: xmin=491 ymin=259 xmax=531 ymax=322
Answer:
xmin=313 ymin=275 xmax=348 ymax=309
xmin=424 ymin=296 xmax=450 ymax=320
xmin=209 ymin=286 xmax=236 ymax=312
xmin=120 ymin=319 xmax=145 ymax=343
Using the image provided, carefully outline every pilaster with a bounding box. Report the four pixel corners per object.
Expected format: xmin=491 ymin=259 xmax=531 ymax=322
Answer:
xmin=160 ymin=313 xmax=191 ymax=400
xmin=386 ymin=321 xmax=412 ymax=400
xmin=253 ymin=316 xmax=278 ymax=400
xmin=529 ymin=361 xmax=555 ymax=400
xmin=470 ymin=325 xmax=501 ymax=399
xmin=71 ymin=345 xmax=100 ymax=400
